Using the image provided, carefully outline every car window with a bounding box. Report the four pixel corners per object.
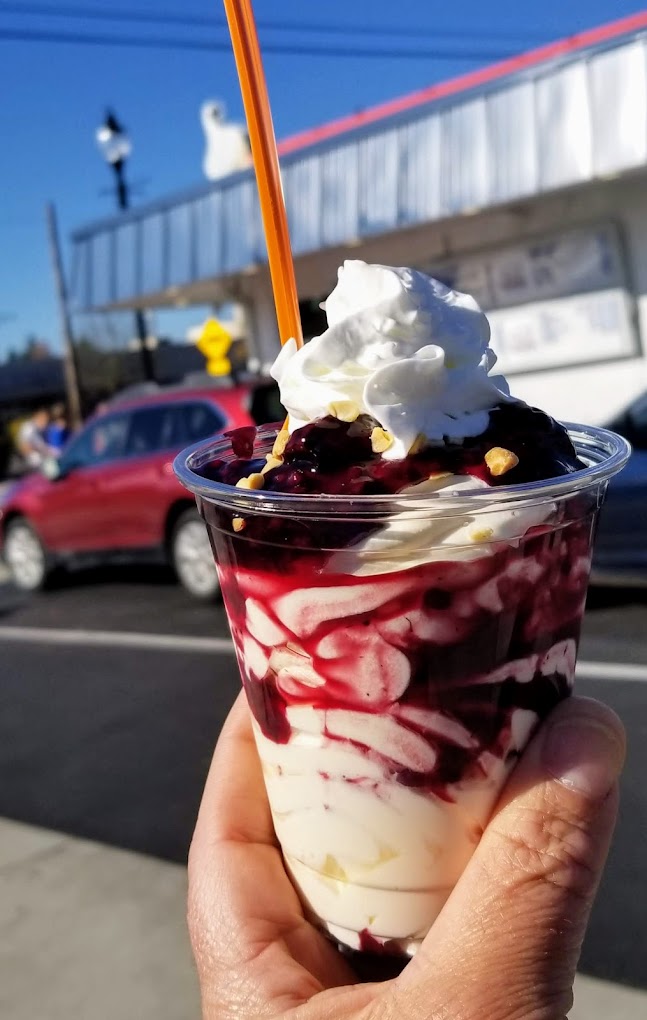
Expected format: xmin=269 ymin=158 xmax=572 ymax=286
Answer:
xmin=176 ymin=402 xmax=226 ymax=443
xmin=61 ymin=414 xmax=130 ymax=471
xmin=250 ymin=381 xmax=282 ymax=425
xmin=125 ymin=406 xmax=180 ymax=456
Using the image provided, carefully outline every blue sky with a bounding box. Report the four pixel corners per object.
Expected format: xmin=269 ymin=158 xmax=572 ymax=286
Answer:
xmin=0 ymin=0 xmax=644 ymax=358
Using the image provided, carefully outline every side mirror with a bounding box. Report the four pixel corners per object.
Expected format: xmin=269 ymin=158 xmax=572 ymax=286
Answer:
xmin=41 ymin=456 xmax=62 ymax=481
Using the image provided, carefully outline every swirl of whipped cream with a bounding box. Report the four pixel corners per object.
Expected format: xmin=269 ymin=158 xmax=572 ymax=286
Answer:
xmin=271 ymin=261 xmax=512 ymax=459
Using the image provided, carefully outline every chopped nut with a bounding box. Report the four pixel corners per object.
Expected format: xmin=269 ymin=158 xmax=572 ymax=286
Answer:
xmin=328 ymin=400 xmax=360 ymax=422
xmin=322 ymin=854 xmax=348 ymax=882
xmin=408 ymin=433 xmax=428 ymax=455
xmin=370 ymin=426 xmax=394 ymax=454
xmin=261 ymin=454 xmax=283 ymax=474
xmin=469 ymin=526 xmax=494 ymax=543
xmin=376 ymin=844 xmax=399 ymax=864
xmin=272 ymin=428 xmax=289 ymax=459
xmin=232 ymin=517 xmax=246 ymax=533
xmin=428 ymin=471 xmax=452 ymax=480
xmin=235 ymin=472 xmax=265 ymax=490
xmin=485 ymin=447 xmax=519 ymax=477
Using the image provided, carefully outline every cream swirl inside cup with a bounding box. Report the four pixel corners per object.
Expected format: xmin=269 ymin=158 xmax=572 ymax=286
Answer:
xmin=271 ymin=260 xmax=512 ymax=460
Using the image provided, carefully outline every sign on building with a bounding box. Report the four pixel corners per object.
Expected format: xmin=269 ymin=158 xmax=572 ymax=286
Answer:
xmin=430 ymin=223 xmax=637 ymax=375
xmin=195 ymin=318 xmax=233 ymax=377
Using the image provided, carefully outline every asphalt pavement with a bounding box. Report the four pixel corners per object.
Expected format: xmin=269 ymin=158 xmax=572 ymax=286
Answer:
xmin=1 ymin=565 xmax=646 ymax=1017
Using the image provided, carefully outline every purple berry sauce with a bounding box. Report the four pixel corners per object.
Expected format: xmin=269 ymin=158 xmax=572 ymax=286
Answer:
xmin=195 ymin=402 xmax=592 ymax=963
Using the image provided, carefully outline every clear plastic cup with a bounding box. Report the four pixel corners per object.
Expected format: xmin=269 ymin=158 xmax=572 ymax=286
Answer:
xmin=174 ymin=422 xmax=629 ymax=958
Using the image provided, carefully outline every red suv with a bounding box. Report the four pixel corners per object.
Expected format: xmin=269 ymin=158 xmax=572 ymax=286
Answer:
xmin=0 ymin=385 xmax=255 ymax=599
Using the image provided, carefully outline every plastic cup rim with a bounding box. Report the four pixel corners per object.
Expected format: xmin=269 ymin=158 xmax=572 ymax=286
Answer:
xmin=173 ymin=421 xmax=631 ymax=517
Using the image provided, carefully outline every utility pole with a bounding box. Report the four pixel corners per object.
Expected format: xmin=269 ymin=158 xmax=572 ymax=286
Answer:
xmin=45 ymin=202 xmax=83 ymax=430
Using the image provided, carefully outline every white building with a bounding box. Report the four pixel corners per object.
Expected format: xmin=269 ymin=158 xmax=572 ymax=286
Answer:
xmin=71 ymin=12 xmax=647 ymax=426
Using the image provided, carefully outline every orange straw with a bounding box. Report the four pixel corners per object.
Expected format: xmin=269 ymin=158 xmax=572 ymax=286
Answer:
xmin=223 ymin=0 xmax=303 ymax=351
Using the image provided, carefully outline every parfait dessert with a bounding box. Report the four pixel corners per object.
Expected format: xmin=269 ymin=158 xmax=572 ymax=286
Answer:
xmin=175 ymin=261 xmax=628 ymax=957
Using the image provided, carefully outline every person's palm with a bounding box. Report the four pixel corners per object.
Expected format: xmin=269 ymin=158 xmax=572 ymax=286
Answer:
xmin=189 ymin=692 xmax=624 ymax=1020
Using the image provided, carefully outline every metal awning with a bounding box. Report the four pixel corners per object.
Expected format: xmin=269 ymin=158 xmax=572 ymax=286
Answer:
xmin=70 ymin=16 xmax=647 ymax=313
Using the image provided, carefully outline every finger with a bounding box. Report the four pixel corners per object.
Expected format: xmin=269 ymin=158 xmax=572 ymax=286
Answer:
xmin=189 ymin=692 xmax=315 ymax=1012
xmin=395 ymin=696 xmax=625 ymax=1019
xmin=193 ymin=690 xmax=275 ymax=846
xmin=188 ymin=692 xmax=358 ymax=1017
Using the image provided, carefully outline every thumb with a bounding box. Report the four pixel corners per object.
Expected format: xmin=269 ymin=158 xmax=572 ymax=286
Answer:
xmin=395 ymin=696 xmax=625 ymax=1020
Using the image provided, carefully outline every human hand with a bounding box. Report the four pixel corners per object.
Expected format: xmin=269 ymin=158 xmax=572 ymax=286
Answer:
xmin=188 ymin=691 xmax=625 ymax=1019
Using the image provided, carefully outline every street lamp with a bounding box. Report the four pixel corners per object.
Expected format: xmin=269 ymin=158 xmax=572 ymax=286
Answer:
xmin=96 ymin=110 xmax=132 ymax=209
xmin=95 ymin=109 xmax=154 ymax=381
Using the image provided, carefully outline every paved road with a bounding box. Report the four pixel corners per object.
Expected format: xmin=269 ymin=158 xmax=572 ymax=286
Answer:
xmin=0 ymin=566 xmax=646 ymax=994
xmin=2 ymin=819 xmax=643 ymax=1020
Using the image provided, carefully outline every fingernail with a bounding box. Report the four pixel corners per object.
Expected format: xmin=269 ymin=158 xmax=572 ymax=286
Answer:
xmin=543 ymin=713 xmax=625 ymax=799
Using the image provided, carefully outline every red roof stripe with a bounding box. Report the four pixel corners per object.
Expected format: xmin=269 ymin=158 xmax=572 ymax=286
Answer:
xmin=277 ymin=11 xmax=647 ymax=156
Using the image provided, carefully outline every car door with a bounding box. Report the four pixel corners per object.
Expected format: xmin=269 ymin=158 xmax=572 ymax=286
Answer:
xmin=99 ymin=400 xmax=228 ymax=548
xmin=96 ymin=403 xmax=184 ymax=548
xmin=39 ymin=413 xmax=131 ymax=551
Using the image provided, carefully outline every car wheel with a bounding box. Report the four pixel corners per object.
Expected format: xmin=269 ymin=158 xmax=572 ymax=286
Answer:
xmin=171 ymin=509 xmax=220 ymax=601
xmin=4 ymin=518 xmax=49 ymax=592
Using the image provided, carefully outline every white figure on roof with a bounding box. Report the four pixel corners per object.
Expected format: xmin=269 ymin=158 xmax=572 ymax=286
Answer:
xmin=201 ymin=100 xmax=252 ymax=181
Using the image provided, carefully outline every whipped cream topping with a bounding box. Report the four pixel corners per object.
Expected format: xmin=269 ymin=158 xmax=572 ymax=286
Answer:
xmin=271 ymin=261 xmax=512 ymax=459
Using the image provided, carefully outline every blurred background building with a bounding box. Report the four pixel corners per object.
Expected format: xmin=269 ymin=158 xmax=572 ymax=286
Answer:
xmin=69 ymin=13 xmax=647 ymax=427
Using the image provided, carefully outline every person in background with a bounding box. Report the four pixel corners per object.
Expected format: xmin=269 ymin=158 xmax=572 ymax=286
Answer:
xmin=15 ymin=407 xmax=51 ymax=470
xmin=44 ymin=403 xmax=70 ymax=454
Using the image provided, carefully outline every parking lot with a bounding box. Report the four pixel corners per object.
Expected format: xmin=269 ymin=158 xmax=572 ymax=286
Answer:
xmin=1 ymin=566 xmax=646 ymax=1017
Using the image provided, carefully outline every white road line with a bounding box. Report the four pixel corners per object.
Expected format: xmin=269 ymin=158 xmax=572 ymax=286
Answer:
xmin=576 ymin=660 xmax=647 ymax=683
xmin=0 ymin=624 xmax=646 ymax=680
xmin=0 ymin=625 xmax=235 ymax=654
